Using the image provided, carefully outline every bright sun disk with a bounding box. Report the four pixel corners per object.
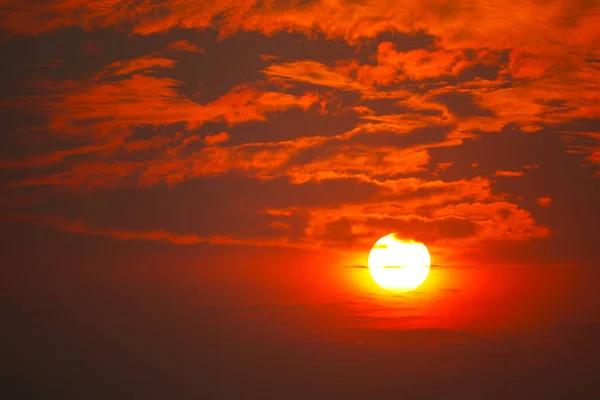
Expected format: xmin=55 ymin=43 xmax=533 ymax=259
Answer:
xmin=368 ymin=233 xmax=431 ymax=291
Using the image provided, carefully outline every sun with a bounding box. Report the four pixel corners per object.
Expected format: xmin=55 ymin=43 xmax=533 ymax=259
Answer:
xmin=368 ymin=233 xmax=431 ymax=291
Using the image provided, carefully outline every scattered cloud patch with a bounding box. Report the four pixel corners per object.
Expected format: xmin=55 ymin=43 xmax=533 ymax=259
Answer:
xmin=168 ymin=39 xmax=205 ymax=53
xmin=494 ymin=170 xmax=525 ymax=178
xmin=204 ymin=131 xmax=230 ymax=145
xmin=537 ymin=197 xmax=552 ymax=208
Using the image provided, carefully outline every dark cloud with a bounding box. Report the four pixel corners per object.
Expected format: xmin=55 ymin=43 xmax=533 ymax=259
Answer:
xmin=365 ymin=216 xmax=478 ymax=243
xmin=21 ymin=174 xmax=378 ymax=239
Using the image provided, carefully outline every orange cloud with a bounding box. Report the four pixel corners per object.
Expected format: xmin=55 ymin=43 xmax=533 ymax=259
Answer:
xmin=204 ymin=131 xmax=230 ymax=145
xmin=434 ymin=162 xmax=454 ymax=175
xmin=1 ymin=53 xmax=323 ymax=177
xmin=10 ymin=215 xmax=301 ymax=248
xmin=537 ymin=197 xmax=552 ymax=208
xmin=289 ymin=176 xmax=549 ymax=256
xmin=505 ymin=50 xmax=556 ymax=80
xmin=376 ymin=42 xmax=475 ymax=80
xmin=5 ymin=1 xmax=597 ymax=58
xmin=4 ymin=2 xmax=596 ymax=185
xmin=99 ymin=56 xmax=177 ymax=78
xmin=0 ymin=139 xmax=125 ymax=170
xmin=168 ymin=39 xmax=205 ymax=53
xmin=6 ymin=106 xmax=459 ymax=190
xmin=8 ymin=161 xmax=142 ymax=191
xmin=10 ymin=55 xmax=318 ymax=136
xmin=3 ymin=0 xmax=596 ymax=264
xmin=286 ymin=145 xmax=430 ymax=184
xmin=54 ymin=76 xmax=316 ymax=129
xmin=588 ymin=151 xmax=600 ymax=164
xmin=263 ymin=60 xmax=368 ymax=92
xmin=263 ymin=43 xmax=477 ymax=95
xmin=269 ymin=221 xmax=292 ymax=230
xmin=494 ymin=170 xmax=525 ymax=178
xmin=464 ymin=68 xmax=600 ymax=131
xmin=430 ymin=203 xmax=550 ymax=253
xmin=5 ymin=172 xmax=549 ymax=262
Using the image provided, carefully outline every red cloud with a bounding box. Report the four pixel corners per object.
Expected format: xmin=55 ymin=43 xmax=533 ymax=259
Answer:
xmin=204 ymin=131 xmax=230 ymax=145
xmin=100 ymin=56 xmax=177 ymax=77
xmin=11 ymin=55 xmax=319 ymax=137
xmin=53 ymin=76 xmax=316 ymax=129
xmin=434 ymin=162 xmax=454 ymax=175
xmin=263 ymin=61 xmax=368 ymax=92
xmin=9 ymin=215 xmax=300 ymax=248
xmin=263 ymin=43 xmax=477 ymax=93
xmin=537 ymin=197 xmax=552 ymax=208
xmin=286 ymin=145 xmax=430 ymax=184
xmin=290 ymin=176 xmax=548 ymax=255
xmin=5 ymin=1 xmax=597 ymax=58
xmin=505 ymin=50 xmax=555 ymax=80
xmin=168 ymin=40 xmax=205 ymax=53
xmin=2 ymin=0 xmax=596 ymax=262
xmin=1 ymin=53 xmax=321 ymax=177
xmin=376 ymin=43 xmax=475 ymax=80
xmin=494 ymin=170 xmax=525 ymax=178
xmin=588 ymin=151 xmax=600 ymax=164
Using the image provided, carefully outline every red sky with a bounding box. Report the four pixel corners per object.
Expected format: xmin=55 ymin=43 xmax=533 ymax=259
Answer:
xmin=1 ymin=1 xmax=600 ymax=398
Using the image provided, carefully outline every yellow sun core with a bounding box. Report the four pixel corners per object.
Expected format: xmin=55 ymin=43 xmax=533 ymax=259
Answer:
xmin=368 ymin=234 xmax=431 ymax=291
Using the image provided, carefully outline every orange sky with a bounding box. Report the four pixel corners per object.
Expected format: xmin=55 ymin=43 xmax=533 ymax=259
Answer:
xmin=1 ymin=1 xmax=600 ymax=398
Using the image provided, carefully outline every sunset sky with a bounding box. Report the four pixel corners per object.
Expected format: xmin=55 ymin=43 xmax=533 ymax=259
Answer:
xmin=2 ymin=1 xmax=600 ymax=398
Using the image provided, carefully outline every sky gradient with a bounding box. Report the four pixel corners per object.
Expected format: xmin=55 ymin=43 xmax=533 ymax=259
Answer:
xmin=2 ymin=1 xmax=600 ymax=398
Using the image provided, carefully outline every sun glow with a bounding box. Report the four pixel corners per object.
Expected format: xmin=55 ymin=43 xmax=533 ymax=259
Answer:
xmin=368 ymin=234 xmax=431 ymax=291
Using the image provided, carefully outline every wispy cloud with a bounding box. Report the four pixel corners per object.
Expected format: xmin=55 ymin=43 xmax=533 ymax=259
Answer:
xmin=494 ymin=170 xmax=525 ymax=178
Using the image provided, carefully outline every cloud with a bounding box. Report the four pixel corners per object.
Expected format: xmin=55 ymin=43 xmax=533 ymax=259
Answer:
xmin=5 ymin=52 xmax=319 ymax=131
xmin=434 ymin=161 xmax=454 ymax=175
xmin=168 ymin=40 xmax=205 ymax=53
xmin=204 ymin=131 xmax=230 ymax=145
xmin=2 ymin=0 xmax=597 ymax=266
xmin=285 ymin=145 xmax=431 ymax=184
xmin=261 ymin=43 xmax=486 ymax=96
xmin=346 ymin=263 xmax=457 ymax=270
xmin=99 ymin=56 xmax=178 ymax=78
xmin=259 ymin=174 xmax=550 ymax=255
xmin=431 ymin=201 xmax=550 ymax=241
xmin=374 ymin=43 xmax=476 ymax=80
xmin=1 ymin=54 xmax=320 ymax=177
xmin=5 ymin=214 xmax=303 ymax=248
xmin=4 ymin=1 xmax=598 ymax=58
xmin=365 ymin=216 xmax=478 ymax=243
xmin=49 ymin=76 xmax=317 ymax=130
xmin=4 ymin=104 xmax=457 ymax=190
xmin=5 ymin=134 xmax=322 ymax=190
xmin=494 ymin=170 xmax=525 ymax=178
xmin=259 ymin=54 xmax=279 ymax=61
xmin=537 ymin=197 xmax=552 ymax=208
xmin=263 ymin=60 xmax=369 ymax=92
